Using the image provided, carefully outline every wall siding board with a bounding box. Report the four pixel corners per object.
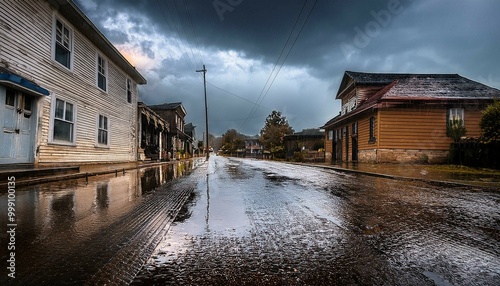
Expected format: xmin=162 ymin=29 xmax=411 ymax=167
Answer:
xmin=1 ymin=0 xmax=141 ymax=165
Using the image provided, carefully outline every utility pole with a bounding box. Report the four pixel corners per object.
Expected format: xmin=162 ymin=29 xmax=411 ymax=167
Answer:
xmin=196 ymin=65 xmax=209 ymax=160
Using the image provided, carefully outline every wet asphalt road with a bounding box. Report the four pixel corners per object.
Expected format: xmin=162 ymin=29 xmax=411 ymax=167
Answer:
xmin=1 ymin=156 xmax=499 ymax=285
xmin=133 ymin=156 xmax=500 ymax=285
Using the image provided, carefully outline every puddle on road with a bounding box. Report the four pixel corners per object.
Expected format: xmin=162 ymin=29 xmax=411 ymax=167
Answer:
xmin=0 ymin=160 xmax=198 ymax=285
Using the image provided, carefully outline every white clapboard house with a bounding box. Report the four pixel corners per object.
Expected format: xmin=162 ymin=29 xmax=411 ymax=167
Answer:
xmin=0 ymin=0 xmax=147 ymax=165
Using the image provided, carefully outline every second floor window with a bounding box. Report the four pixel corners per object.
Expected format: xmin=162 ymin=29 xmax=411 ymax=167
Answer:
xmin=126 ymin=78 xmax=132 ymax=103
xmin=54 ymin=19 xmax=72 ymax=69
xmin=97 ymin=55 xmax=107 ymax=91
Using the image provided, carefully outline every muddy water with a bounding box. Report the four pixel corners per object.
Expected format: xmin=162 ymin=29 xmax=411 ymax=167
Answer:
xmin=134 ymin=156 xmax=500 ymax=285
xmin=0 ymin=160 xmax=196 ymax=285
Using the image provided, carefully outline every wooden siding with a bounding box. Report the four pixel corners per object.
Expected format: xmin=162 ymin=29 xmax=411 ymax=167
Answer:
xmin=378 ymin=106 xmax=484 ymax=151
xmin=0 ymin=0 xmax=141 ymax=164
xmin=378 ymin=107 xmax=450 ymax=150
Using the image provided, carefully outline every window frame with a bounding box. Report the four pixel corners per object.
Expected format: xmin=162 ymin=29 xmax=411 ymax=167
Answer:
xmin=96 ymin=114 xmax=110 ymax=147
xmin=52 ymin=17 xmax=74 ymax=70
xmin=369 ymin=116 xmax=376 ymax=143
xmin=97 ymin=54 xmax=108 ymax=92
xmin=49 ymin=96 xmax=77 ymax=145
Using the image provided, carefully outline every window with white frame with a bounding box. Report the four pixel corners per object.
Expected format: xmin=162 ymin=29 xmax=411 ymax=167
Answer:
xmin=448 ymin=108 xmax=464 ymax=125
xmin=52 ymin=98 xmax=75 ymax=143
xmin=97 ymin=55 xmax=107 ymax=91
xmin=328 ymin=130 xmax=334 ymax=140
xmin=126 ymin=78 xmax=132 ymax=103
xmin=97 ymin=114 xmax=109 ymax=145
xmin=54 ymin=18 xmax=73 ymax=69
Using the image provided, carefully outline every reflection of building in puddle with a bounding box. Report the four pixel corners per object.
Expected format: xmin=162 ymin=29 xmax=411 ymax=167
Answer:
xmin=25 ymin=172 xmax=141 ymax=242
xmin=95 ymin=182 xmax=109 ymax=209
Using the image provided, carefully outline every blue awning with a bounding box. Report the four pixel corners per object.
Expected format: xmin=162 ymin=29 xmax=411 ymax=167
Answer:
xmin=0 ymin=73 xmax=50 ymax=96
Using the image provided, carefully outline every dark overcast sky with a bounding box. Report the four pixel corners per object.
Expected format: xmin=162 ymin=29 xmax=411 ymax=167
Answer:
xmin=74 ymin=0 xmax=500 ymax=138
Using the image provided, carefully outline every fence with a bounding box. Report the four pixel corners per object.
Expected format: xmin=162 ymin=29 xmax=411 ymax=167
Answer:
xmin=449 ymin=140 xmax=500 ymax=169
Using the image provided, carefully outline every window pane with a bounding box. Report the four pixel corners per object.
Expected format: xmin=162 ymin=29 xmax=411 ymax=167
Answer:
xmin=55 ymin=43 xmax=70 ymax=68
xmin=24 ymin=96 xmax=32 ymax=111
xmin=54 ymin=119 xmax=73 ymax=142
xmin=5 ymin=89 xmax=15 ymax=106
xmin=55 ymin=99 xmax=64 ymax=119
xmin=103 ymin=116 xmax=107 ymax=130
xmin=65 ymin=102 xmax=73 ymax=121
xmin=98 ymin=129 xmax=108 ymax=144
xmin=98 ymin=74 xmax=106 ymax=91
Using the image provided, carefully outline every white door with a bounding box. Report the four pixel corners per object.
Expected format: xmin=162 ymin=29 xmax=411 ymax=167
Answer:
xmin=0 ymin=86 xmax=36 ymax=164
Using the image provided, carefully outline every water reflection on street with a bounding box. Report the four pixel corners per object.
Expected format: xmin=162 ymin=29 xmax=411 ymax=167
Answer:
xmin=0 ymin=160 xmax=195 ymax=285
xmin=134 ymin=156 xmax=500 ymax=286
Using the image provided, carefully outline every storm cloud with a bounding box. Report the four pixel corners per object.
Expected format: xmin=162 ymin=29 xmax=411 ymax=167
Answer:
xmin=75 ymin=0 xmax=500 ymax=137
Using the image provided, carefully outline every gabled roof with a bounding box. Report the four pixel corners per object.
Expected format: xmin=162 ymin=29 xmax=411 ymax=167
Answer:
xmin=325 ymin=71 xmax=500 ymax=128
xmin=336 ymin=71 xmax=500 ymax=100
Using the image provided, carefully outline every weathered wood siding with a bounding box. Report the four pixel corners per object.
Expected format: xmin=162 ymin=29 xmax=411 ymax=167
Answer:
xmin=378 ymin=106 xmax=484 ymax=151
xmin=0 ymin=0 xmax=140 ymax=164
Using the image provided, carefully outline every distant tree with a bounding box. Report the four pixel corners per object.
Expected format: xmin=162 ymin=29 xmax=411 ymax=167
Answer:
xmin=480 ymin=100 xmax=500 ymax=143
xmin=221 ymin=129 xmax=245 ymax=154
xmin=260 ymin=110 xmax=294 ymax=159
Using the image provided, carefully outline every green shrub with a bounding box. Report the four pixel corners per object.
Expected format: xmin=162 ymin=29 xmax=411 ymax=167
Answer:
xmin=480 ymin=100 xmax=500 ymax=143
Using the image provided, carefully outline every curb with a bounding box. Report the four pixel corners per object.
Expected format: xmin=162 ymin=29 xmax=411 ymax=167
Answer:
xmin=291 ymin=162 xmax=497 ymax=190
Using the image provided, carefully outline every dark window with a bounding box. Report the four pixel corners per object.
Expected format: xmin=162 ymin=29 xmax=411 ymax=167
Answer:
xmin=5 ymin=89 xmax=15 ymax=106
xmin=352 ymin=122 xmax=358 ymax=135
xmin=127 ymin=78 xmax=132 ymax=103
xmin=369 ymin=117 xmax=376 ymax=143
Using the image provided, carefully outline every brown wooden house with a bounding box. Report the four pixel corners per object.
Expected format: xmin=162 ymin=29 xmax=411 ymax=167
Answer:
xmin=323 ymin=71 xmax=500 ymax=164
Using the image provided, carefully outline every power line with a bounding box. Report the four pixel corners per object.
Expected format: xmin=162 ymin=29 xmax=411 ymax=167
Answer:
xmin=239 ymin=0 xmax=318 ymax=131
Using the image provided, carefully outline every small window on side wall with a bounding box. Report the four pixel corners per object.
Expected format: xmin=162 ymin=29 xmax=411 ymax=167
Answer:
xmin=127 ymin=78 xmax=132 ymax=103
xmin=369 ymin=116 xmax=376 ymax=143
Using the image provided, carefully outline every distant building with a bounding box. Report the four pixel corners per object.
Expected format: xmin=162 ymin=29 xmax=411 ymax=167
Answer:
xmin=283 ymin=129 xmax=325 ymax=161
xmin=0 ymin=0 xmax=146 ymax=165
xmin=149 ymin=102 xmax=189 ymax=159
xmin=138 ymin=102 xmax=169 ymax=161
xmin=323 ymin=71 xmax=500 ymax=163
xmin=244 ymin=136 xmax=263 ymax=158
